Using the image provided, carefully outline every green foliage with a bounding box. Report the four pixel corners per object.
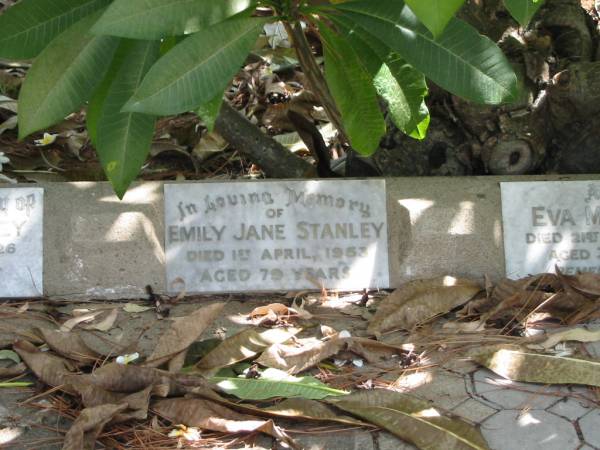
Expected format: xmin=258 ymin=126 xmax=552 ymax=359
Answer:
xmin=95 ymin=40 xmax=160 ymax=198
xmin=405 ymin=0 xmax=465 ymax=37
xmin=4 ymin=0 xmax=530 ymax=196
xmin=320 ymin=24 xmax=385 ymax=155
xmin=504 ymin=0 xmax=545 ymax=26
xmin=92 ymin=0 xmax=256 ymax=39
xmin=17 ymin=11 xmax=119 ymax=139
xmin=0 ymin=0 xmax=111 ymax=59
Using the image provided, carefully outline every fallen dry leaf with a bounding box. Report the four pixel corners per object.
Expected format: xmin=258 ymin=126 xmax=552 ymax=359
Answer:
xmin=470 ymin=345 xmax=600 ymax=387
xmin=539 ymin=327 xmax=600 ymax=350
xmin=369 ymin=277 xmax=482 ymax=334
xmin=123 ymin=303 xmax=154 ymax=313
xmin=82 ymin=308 xmax=118 ymax=332
xmin=153 ymin=398 xmax=298 ymax=448
xmin=264 ymin=398 xmax=370 ymax=426
xmin=37 ymin=328 xmax=100 ymax=363
xmin=62 ymin=403 xmax=128 ymax=450
xmin=60 ymin=311 xmax=104 ymax=332
xmin=13 ymin=340 xmax=76 ymax=391
xmin=145 ymin=302 xmax=224 ymax=368
xmin=256 ymin=336 xmax=346 ymax=374
xmin=328 ymin=390 xmax=489 ymax=450
xmin=196 ymin=327 xmax=301 ymax=372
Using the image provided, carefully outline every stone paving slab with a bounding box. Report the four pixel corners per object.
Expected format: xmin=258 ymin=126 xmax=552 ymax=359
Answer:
xmin=2 ymin=174 xmax=600 ymax=299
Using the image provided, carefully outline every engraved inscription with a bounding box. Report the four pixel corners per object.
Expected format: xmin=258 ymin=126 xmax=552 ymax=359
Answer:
xmin=0 ymin=188 xmax=44 ymax=297
xmin=164 ymin=180 xmax=389 ymax=293
xmin=501 ymin=181 xmax=600 ymax=278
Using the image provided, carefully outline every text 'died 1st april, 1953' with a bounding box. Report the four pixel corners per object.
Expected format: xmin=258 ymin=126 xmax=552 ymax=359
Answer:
xmin=164 ymin=180 xmax=389 ymax=292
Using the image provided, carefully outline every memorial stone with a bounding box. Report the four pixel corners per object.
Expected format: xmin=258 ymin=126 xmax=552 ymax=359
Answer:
xmin=164 ymin=180 xmax=389 ymax=292
xmin=501 ymin=181 xmax=600 ymax=278
xmin=0 ymin=187 xmax=43 ymax=297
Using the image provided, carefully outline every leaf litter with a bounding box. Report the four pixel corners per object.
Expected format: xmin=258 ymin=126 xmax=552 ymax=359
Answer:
xmin=2 ymin=271 xmax=600 ymax=449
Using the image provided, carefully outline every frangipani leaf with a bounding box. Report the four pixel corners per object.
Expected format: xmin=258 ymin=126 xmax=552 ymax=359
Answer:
xmin=93 ymin=0 xmax=256 ymax=39
xmin=504 ymin=0 xmax=544 ymax=26
xmin=0 ymin=0 xmax=111 ymax=59
xmin=18 ymin=11 xmax=118 ymax=138
xmin=123 ymin=17 xmax=266 ymax=116
xmin=405 ymin=0 xmax=466 ymax=37
xmin=335 ymin=0 xmax=519 ymax=104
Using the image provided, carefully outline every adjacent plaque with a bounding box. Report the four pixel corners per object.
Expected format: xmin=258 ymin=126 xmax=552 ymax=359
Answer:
xmin=501 ymin=181 xmax=600 ymax=278
xmin=0 ymin=187 xmax=43 ymax=297
xmin=165 ymin=180 xmax=389 ymax=292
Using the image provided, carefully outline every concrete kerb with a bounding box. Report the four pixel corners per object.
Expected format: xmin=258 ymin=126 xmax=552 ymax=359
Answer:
xmin=2 ymin=174 xmax=600 ymax=299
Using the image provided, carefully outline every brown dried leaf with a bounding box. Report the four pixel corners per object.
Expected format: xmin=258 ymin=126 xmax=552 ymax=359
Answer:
xmin=264 ymin=398 xmax=370 ymax=427
xmin=60 ymin=311 xmax=104 ymax=332
xmin=256 ymin=337 xmax=346 ymax=374
xmin=37 ymin=328 xmax=100 ymax=363
xmin=470 ymin=345 xmax=600 ymax=387
xmin=0 ymin=362 xmax=26 ymax=378
xmin=62 ymin=403 xmax=128 ymax=450
xmin=145 ymin=302 xmax=224 ymax=368
xmin=369 ymin=277 xmax=482 ymax=334
xmin=13 ymin=340 xmax=76 ymax=390
xmin=153 ymin=398 xmax=298 ymax=448
xmin=82 ymin=308 xmax=118 ymax=332
xmin=328 ymin=390 xmax=489 ymax=450
xmin=196 ymin=327 xmax=301 ymax=371
xmin=556 ymin=267 xmax=600 ymax=297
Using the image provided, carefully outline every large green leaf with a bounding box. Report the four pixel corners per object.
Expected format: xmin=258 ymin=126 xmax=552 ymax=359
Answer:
xmin=320 ymin=24 xmax=385 ymax=155
xmin=123 ymin=17 xmax=266 ymax=116
xmin=503 ymin=0 xmax=544 ymax=26
xmin=405 ymin=0 xmax=465 ymax=37
xmin=211 ymin=368 xmax=348 ymax=400
xmin=329 ymin=390 xmax=489 ymax=450
xmin=335 ymin=0 xmax=519 ymax=105
xmin=92 ymin=0 xmax=256 ymax=39
xmin=18 ymin=12 xmax=118 ymax=139
xmin=95 ymin=40 xmax=160 ymax=199
xmin=87 ymin=40 xmax=131 ymax=146
xmin=0 ymin=0 xmax=111 ymax=60
xmin=374 ymin=59 xmax=429 ymax=140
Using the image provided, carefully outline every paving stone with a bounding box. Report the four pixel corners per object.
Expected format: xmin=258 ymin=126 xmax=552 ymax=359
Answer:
xmin=482 ymin=410 xmax=580 ymax=450
xmin=578 ymin=445 xmax=596 ymax=450
xmin=579 ymin=410 xmax=600 ymax=448
xmin=472 ymin=369 xmax=565 ymax=410
xmin=398 ymin=369 xmax=471 ymax=410
xmin=376 ymin=431 xmax=418 ymax=450
xmin=583 ymin=340 xmax=600 ymax=359
xmin=452 ymin=398 xmax=498 ymax=424
xmin=286 ymin=429 xmax=375 ymax=450
xmin=548 ymin=396 xmax=594 ymax=421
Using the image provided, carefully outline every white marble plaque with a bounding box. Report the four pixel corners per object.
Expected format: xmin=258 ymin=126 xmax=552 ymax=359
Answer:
xmin=501 ymin=181 xmax=600 ymax=278
xmin=164 ymin=180 xmax=389 ymax=292
xmin=0 ymin=187 xmax=43 ymax=297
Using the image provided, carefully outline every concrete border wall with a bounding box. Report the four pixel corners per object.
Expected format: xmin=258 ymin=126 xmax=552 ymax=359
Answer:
xmin=2 ymin=175 xmax=598 ymax=299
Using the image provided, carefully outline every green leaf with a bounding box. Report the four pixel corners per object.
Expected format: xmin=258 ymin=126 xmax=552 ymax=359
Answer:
xmin=211 ymin=368 xmax=348 ymax=400
xmin=197 ymin=92 xmax=225 ymax=133
xmin=320 ymin=24 xmax=385 ymax=155
xmin=328 ymin=390 xmax=490 ymax=450
xmin=0 ymin=350 xmax=21 ymax=364
xmin=335 ymin=0 xmax=519 ymax=105
xmin=87 ymin=40 xmax=131 ymax=146
xmin=93 ymin=0 xmax=256 ymax=39
xmin=374 ymin=59 xmax=429 ymax=140
xmin=18 ymin=12 xmax=119 ymax=139
xmin=405 ymin=0 xmax=465 ymax=37
xmin=0 ymin=0 xmax=111 ymax=60
xmin=123 ymin=17 xmax=266 ymax=116
xmin=95 ymin=40 xmax=160 ymax=199
xmin=503 ymin=0 xmax=544 ymax=26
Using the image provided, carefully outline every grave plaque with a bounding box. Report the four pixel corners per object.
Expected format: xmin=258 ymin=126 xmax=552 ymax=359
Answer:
xmin=165 ymin=180 xmax=389 ymax=292
xmin=0 ymin=187 xmax=43 ymax=297
xmin=501 ymin=181 xmax=600 ymax=278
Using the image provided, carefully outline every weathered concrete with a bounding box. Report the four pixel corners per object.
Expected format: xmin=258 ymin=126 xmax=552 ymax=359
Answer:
xmin=2 ymin=175 xmax=599 ymax=299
